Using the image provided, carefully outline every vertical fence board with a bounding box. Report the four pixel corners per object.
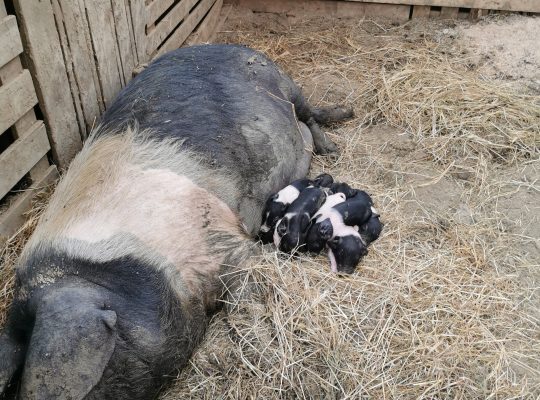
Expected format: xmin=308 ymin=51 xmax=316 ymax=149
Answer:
xmin=55 ymin=0 xmax=102 ymax=137
xmin=112 ymin=0 xmax=137 ymax=84
xmin=84 ymin=0 xmax=123 ymax=107
xmin=0 ymin=15 xmax=23 ymax=68
xmin=129 ymin=0 xmax=148 ymax=64
xmin=13 ymin=0 xmax=82 ymax=168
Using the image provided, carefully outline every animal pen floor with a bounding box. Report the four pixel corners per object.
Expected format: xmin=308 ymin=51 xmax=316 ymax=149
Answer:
xmin=2 ymin=8 xmax=539 ymax=400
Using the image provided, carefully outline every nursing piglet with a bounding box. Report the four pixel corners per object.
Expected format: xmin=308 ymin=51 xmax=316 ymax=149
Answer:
xmin=259 ymin=178 xmax=313 ymax=243
xmin=273 ymin=186 xmax=326 ymax=252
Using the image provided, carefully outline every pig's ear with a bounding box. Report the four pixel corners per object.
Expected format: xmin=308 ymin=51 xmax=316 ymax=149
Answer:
xmin=20 ymin=292 xmax=117 ymax=400
xmin=327 ymin=235 xmax=341 ymax=249
xmin=0 ymin=329 xmax=26 ymax=394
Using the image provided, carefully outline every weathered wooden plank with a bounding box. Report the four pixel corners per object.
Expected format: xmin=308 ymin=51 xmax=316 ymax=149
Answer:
xmin=0 ymin=15 xmax=23 ymax=69
xmin=84 ymin=0 xmax=124 ymax=107
xmin=0 ymin=122 xmax=50 ymax=199
xmin=123 ymin=0 xmax=140 ymax=69
xmin=224 ymin=0 xmax=410 ymax=21
xmin=186 ymin=0 xmax=222 ymax=45
xmin=112 ymin=0 xmax=137 ymax=85
xmin=147 ymin=0 xmax=176 ymax=26
xmin=13 ymin=0 xmax=82 ymax=168
xmin=128 ymin=0 xmax=148 ymax=64
xmin=337 ymin=1 xmax=410 ymax=20
xmin=412 ymin=4 xmax=431 ymax=17
xmin=0 ymin=4 xmax=51 ymax=184
xmin=147 ymin=0 xmax=199 ymax=55
xmin=50 ymin=0 xmax=86 ymax=140
xmin=55 ymin=0 xmax=103 ymax=135
xmin=0 ymin=165 xmax=58 ymax=241
xmin=211 ymin=3 xmax=232 ymax=42
xmin=326 ymin=0 xmax=540 ymax=13
xmin=0 ymin=70 xmax=37 ymax=134
xmin=440 ymin=6 xmax=459 ymax=18
xmin=157 ymin=0 xmax=217 ymax=56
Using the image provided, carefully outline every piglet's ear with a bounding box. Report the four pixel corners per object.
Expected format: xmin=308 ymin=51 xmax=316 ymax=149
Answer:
xmin=327 ymin=236 xmax=341 ymax=249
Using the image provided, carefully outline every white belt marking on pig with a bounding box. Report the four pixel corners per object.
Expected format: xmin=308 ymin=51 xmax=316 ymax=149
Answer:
xmin=275 ymin=185 xmax=300 ymax=205
xmin=23 ymin=129 xmax=249 ymax=300
xmin=312 ymin=193 xmax=346 ymax=222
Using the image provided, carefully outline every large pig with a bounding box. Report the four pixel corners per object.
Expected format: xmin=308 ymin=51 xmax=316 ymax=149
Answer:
xmin=0 ymin=44 xmax=352 ymax=399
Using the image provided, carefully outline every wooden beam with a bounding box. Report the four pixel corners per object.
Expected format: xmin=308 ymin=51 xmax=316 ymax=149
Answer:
xmin=0 ymin=122 xmax=50 ymax=199
xmin=147 ymin=0 xmax=199 ymax=55
xmin=0 ymin=70 xmax=37 ymax=134
xmin=440 ymin=6 xmax=459 ymax=18
xmin=0 ymin=165 xmax=58 ymax=241
xmin=0 ymin=15 xmax=23 ymax=68
xmin=128 ymin=0 xmax=148 ymax=64
xmin=412 ymin=4 xmax=431 ymax=17
xmin=331 ymin=0 xmax=540 ymax=13
xmin=84 ymin=0 xmax=124 ymax=107
xmin=13 ymin=0 xmax=82 ymax=168
xmin=186 ymin=0 xmax=223 ymax=45
xmin=228 ymin=0 xmax=410 ymax=21
xmin=157 ymin=0 xmax=218 ymax=57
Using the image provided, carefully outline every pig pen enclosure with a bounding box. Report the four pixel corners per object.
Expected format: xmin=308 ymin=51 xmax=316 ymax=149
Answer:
xmin=1 ymin=0 xmax=540 ymax=398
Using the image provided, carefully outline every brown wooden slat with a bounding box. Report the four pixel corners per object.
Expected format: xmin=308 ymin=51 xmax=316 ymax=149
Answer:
xmin=50 ymin=0 xmax=86 ymax=139
xmin=13 ymin=0 xmax=82 ymax=168
xmin=223 ymin=0 xmax=410 ymax=21
xmin=84 ymin=0 xmax=123 ymax=107
xmin=0 ymin=15 xmax=23 ymax=69
xmin=147 ymin=0 xmax=176 ymax=26
xmin=147 ymin=0 xmax=199 ymax=55
xmin=332 ymin=0 xmax=540 ymax=13
xmin=412 ymin=5 xmax=431 ymax=17
xmin=440 ymin=6 xmax=459 ymax=18
xmin=112 ymin=0 xmax=137 ymax=85
xmin=56 ymin=0 xmax=103 ymax=135
xmin=0 ymin=165 xmax=58 ymax=241
xmin=0 ymin=70 xmax=37 ymax=133
xmin=157 ymin=0 xmax=216 ymax=56
xmin=128 ymin=0 xmax=148 ymax=64
xmin=186 ymin=0 xmax=222 ymax=45
xmin=0 ymin=122 xmax=50 ymax=199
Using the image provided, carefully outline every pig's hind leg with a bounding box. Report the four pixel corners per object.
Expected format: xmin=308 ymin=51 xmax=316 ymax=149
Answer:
xmin=290 ymin=92 xmax=353 ymax=155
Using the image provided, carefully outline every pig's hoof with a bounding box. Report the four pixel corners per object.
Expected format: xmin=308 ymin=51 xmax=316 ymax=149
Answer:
xmin=316 ymin=140 xmax=339 ymax=155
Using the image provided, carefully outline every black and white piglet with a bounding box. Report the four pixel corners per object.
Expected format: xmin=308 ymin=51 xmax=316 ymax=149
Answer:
xmin=273 ymin=185 xmax=327 ymax=252
xmin=307 ymin=190 xmax=380 ymax=273
xmin=258 ymin=173 xmax=333 ymax=243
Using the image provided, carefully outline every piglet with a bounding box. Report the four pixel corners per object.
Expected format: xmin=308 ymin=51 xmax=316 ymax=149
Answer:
xmin=359 ymin=208 xmax=383 ymax=245
xmin=273 ymin=186 xmax=326 ymax=252
xmin=330 ymin=182 xmax=358 ymax=199
xmin=259 ymin=178 xmax=313 ymax=243
xmin=306 ymin=192 xmax=346 ymax=253
xmin=312 ymin=173 xmax=334 ymax=188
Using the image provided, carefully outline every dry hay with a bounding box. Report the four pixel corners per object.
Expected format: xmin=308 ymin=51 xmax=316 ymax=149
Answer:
xmin=1 ymin=12 xmax=539 ymax=400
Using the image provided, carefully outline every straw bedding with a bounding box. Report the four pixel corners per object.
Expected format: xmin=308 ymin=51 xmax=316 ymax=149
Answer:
xmin=1 ymin=10 xmax=539 ymax=399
